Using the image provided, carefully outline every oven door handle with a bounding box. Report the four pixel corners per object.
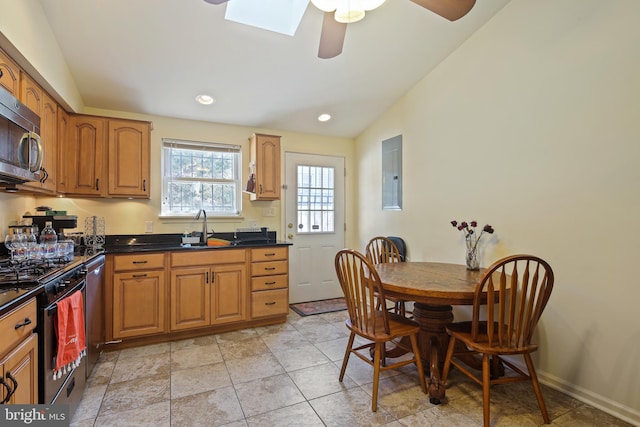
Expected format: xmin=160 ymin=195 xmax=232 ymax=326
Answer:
xmin=46 ymin=279 xmax=87 ymax=315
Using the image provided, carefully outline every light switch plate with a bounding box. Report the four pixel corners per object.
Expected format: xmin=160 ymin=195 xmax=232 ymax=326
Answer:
xmin=262 ymin=207 xmax=276 ymax=217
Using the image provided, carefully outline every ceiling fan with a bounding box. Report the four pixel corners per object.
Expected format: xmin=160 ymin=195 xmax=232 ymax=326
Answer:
xmin=204 ymin=0 xmax=476 ymax=59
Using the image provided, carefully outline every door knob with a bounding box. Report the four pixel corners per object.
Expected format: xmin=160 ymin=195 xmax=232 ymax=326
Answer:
xmin=288 ymin=233 xmax=294 ymax=239
xmin=287 ymin=223 xmax=293 ymax=229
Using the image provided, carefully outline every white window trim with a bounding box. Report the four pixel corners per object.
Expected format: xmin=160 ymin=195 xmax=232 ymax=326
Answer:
xmin=161 ymin=138 xmax=242 ymax=218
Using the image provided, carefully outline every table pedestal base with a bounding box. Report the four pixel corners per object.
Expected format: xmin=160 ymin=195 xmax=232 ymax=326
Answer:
xmin=413 ymin=303 xmax=453 ymax=404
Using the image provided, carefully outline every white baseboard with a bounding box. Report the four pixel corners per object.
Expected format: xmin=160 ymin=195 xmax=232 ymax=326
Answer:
xmin=536 ymin=370 xmax=639 ymax=426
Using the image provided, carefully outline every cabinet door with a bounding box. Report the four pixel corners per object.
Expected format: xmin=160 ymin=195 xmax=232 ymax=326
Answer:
xmin=211 ymin=264 xmax=247 ymax=325
xmin=171 ymin=267 xmax=211 ymax=331
xmin=20 ymin=72 xmax=42 ymax=117
xmin=56 ymin=107 xmax=70 ymax=194
xmin=251 ymin=134 xmax=281 ymax=200
xmin=66 ymin=115 xmax=107 ymax=196
xmin=113 ymin=270 xmax=166 ymax=339
xmin=0 ymin=48 xmax=20 ymax=96
xmin=39 ymin=92 xmax=58 ymax=193
xmin=108 ymin=119 xmax=150 ymax=198
xmin=0 ymin=333 xmax=38 ymax=404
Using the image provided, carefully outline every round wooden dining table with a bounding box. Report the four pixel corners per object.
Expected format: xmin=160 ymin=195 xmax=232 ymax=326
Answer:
xmin=374 ymin=261 xmax=486 ymax=404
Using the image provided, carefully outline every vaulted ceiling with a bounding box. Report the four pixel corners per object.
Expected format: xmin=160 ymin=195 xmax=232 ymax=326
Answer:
xmin=39 ymin=0 xmax=510 ymax=138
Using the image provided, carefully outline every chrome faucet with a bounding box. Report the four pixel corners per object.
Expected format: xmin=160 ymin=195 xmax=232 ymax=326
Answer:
xmin=195 ymin=209 xmax=208 ymax=244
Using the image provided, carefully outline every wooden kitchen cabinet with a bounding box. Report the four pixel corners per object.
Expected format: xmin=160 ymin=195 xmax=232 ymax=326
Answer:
xmin=56 ymin=107 xmax=70 ymax=194
xmin=62 ymin=114 xmax=151 ymax=198
xmin=170 ymin=249 xmax=248 ymax=331
xmin=249 ymin=133 xmax=281 ymax=200
xmin=111 ymin=253 xmax=167 ymax=339
xmin=65 ymin=115 xmax=107 ymax=196
xmin=0 ymin=299 xmax=38 ymax=404
xmin=18 ymin=75 xmax=58 ymax=194
xmin=20 ymin=72 xmax=42 ymax=117
xmin=0 ymin=47 xmax=20 ymax=96
xmin=250 ymin=247 xmax=289 ymax=319
xmin=108 ymin=119 xmax=150 ymax=198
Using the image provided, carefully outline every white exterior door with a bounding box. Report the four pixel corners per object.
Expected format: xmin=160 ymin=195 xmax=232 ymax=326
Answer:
xmin=284 ymin=152 xmax=345 ymax=303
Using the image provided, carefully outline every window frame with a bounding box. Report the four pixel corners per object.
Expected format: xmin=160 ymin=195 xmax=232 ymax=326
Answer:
xmin=160 ymin=138 xmax=242 ymax=218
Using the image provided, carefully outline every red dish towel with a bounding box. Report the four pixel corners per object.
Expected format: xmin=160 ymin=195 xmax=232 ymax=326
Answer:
xmin=53 ymin=290 xmax=86 ymax=380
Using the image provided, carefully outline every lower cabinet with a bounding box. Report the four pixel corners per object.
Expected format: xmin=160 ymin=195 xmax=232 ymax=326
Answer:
xmin=0 ymin=299 xmax=38 ymax=404
xmin=170 ymin=250 xmax=248 ymax=331
xmin=0 ymin=334 xmax=38 ymax=404
xmin=112 ymin=270 xmax=167 ymax=339
xmin=110 ymin=253 xmax=167 ymax=339
xmin=250 ymin=247 xmax=289 ymax=319
xmin=106 ymin=246 xmax=288 ymax=346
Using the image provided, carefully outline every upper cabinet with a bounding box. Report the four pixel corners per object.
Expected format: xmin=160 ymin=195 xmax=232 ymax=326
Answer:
xmin=0 ymin=48 xmax=20 ymax=96
xmin=249 ymin=133 xmax=281 ymax=200
xmin=64 ymin=115 xmax=107 ymax=197
xmin=62 ymin=115 xmax=151 ymax=198
xmin=20 ymin=74 xmax=58 ymax=194
xmin=56 ymin=107 xmax=70 ymax=194
xmin=108 ymin=119 xmax=150 ymax=198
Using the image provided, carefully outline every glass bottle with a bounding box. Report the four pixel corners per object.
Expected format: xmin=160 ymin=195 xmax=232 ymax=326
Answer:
xmin=40 ymin=221 xmax=58 ymax=258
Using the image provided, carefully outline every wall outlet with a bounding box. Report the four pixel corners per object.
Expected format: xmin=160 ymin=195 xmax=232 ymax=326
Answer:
xmin=145 ymin=221 xmax=153 ymax=233
xmin=262 ymin=207 xmax=276 ymax=217
xmin=249 ymin=221 xmax=258 ymax=229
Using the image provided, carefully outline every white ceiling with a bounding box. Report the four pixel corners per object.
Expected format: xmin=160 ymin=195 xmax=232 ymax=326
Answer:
xmin=38 ymin=0 xmax=510 ymax=138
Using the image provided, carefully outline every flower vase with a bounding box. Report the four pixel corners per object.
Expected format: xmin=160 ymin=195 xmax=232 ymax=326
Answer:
xmin=465 ymin=239 xmax=480 ymax=270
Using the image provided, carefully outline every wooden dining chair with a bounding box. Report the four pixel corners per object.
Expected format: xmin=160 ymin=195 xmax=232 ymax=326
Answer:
xmin=365 ymin=236 xmax=408 ymax=316
xmin=334 ymin=249 xmax=427 ymax=412
xmin=441 ymin=254 xmax=554 ymax=427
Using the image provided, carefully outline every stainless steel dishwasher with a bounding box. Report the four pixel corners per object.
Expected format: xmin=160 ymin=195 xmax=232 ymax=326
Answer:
xmin=84 ymin=254 xmax=105 ymax=378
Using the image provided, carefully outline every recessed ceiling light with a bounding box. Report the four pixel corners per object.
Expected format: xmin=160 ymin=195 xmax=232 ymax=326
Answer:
xmin=318 ymin=113 xmax=331 ymax=122
xmin=195 ymin=94 xmax=215 ymax=105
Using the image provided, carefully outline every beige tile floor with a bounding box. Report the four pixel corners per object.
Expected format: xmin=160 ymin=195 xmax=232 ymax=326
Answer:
xmin=70 ymin=309 xmax=633 ymax=427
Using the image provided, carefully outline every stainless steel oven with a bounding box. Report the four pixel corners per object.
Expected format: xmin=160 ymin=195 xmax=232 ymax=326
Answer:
xmin=38 ymin=263 xmax=87 ymax=416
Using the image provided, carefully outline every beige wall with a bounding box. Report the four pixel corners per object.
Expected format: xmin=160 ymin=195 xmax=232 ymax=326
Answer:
xmin=356 ymin=0 xmax=639 ymax=422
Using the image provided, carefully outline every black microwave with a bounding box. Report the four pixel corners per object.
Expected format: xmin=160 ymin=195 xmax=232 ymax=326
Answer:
xmin=0 ymin=88 xmax=43 ymax=184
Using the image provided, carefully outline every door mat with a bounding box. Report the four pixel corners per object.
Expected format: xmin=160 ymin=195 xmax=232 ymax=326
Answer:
xmin=290 ymin=297 xmax=347 ymax=316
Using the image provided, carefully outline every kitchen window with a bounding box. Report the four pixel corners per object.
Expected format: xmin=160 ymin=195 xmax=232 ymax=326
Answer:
xmin=161 ymin=139 xmax=241 ymax=216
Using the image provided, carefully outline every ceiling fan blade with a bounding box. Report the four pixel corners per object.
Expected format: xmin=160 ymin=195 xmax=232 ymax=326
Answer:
xmin=203 ymin=0 xmax=229 ymax=4
xmin=318 ymin=12 xmax=347 ymax=59
xmin=409 ymin=0 xmax=476 ymax=21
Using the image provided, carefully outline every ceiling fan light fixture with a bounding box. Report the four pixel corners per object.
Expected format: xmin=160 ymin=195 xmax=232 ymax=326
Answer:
xmin=310 ymin=0 xmax=338 ymax=12
xmin=335 ymin=6 xmax=365 ymax=23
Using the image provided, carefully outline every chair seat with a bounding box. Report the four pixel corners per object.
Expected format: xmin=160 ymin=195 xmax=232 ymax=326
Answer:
xmin=447 ymin=321 xmax=540 ymax=355
xmin=346 ymin=311 xmax=420 ymax=342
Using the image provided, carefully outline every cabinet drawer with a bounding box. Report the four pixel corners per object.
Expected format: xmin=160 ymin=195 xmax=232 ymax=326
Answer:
xmin=251 ymin=247 xmax=287 ymax=262
xmin=252 ymin=289 xmax=288 ymax=318
xmin=0 ymin=299 xmax=37 ymax=358
xmin=251 ymin=260 xmax=288 ymax=277
xmin=171 ymin=249 xmax=246 ymax=267
xmin=113 ymin=253 xmax=165 ymax=271
xmin=251 ymin=274 xmax=288 ymax=291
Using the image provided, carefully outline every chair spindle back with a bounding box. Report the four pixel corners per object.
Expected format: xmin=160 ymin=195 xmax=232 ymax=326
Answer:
xmin=335 ymin=249 xmax=390 ymax=335
xmin=472 ymin=254 xmax=554 ymax=350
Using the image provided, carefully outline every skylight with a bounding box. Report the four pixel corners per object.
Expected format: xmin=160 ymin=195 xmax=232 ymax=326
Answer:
xmin=225 ymin=0 xmax=309 ymax=36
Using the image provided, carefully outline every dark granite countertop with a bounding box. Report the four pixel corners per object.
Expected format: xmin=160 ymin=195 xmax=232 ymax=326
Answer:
xmin=102 ymin=232 xmax=291 ymax=254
